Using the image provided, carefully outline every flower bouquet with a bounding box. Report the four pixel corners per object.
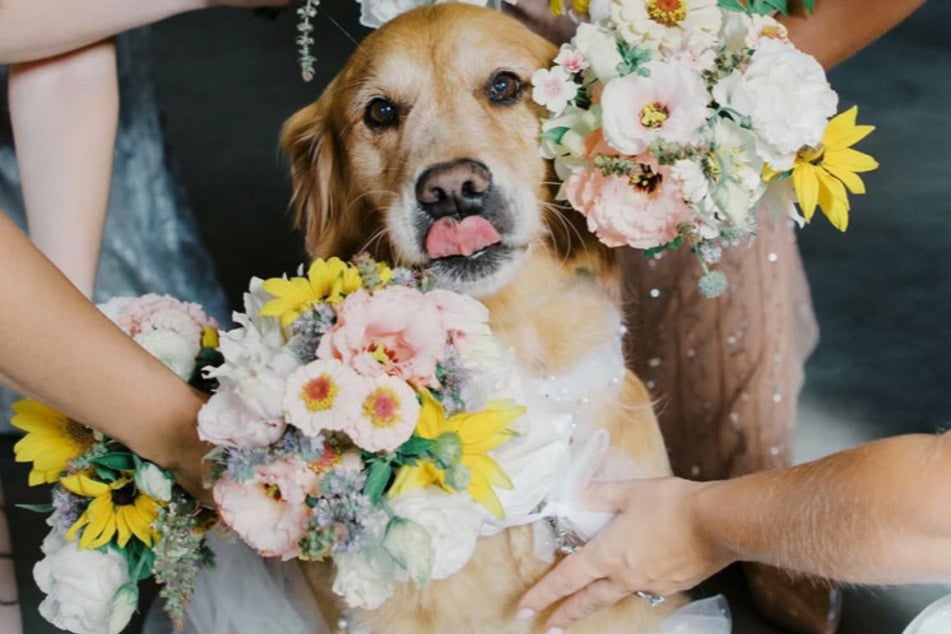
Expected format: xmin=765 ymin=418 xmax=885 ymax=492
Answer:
xmin=533 ymin=0 xmax=879 ymax=296
xmin=13 ymin=295 xmax=221 ymax=634
xmin=198 ymin=255 xmax=525 ymax=608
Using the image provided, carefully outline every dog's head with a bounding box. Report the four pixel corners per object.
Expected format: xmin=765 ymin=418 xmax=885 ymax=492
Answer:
xmin=283 ymin=4 xmax=607 ymax=297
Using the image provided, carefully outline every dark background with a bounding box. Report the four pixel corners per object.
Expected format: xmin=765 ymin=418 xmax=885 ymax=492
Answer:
xmin=3 ymin=2 xmax=950 ymax=632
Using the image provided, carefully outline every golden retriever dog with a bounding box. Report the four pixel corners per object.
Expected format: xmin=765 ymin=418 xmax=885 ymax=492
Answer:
xmin=281 ymin=4 xmax=684 ymax=632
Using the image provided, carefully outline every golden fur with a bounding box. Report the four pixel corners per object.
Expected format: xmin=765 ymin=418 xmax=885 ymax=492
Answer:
xmin=281 ymin=5 xmax=683 ymax=632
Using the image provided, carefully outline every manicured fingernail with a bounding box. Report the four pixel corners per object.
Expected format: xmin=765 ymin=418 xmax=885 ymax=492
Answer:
xmin=546 ymin=628 xmax=565 ymax=634
xmin=516 ymin=608 xmax=535 ymax=620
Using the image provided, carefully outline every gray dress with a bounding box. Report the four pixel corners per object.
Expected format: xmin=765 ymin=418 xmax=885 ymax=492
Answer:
xmin=0 ymin=30 xmax=230 ymax=432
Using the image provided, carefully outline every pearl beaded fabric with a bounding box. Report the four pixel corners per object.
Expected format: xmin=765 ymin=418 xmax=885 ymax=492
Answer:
xmin=621 ymin=205 xmax=818 ymax=481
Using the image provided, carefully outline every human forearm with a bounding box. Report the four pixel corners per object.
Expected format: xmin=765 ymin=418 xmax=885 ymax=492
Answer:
xmin=0 ymin=214 xmax=209 ymax=494
xmin=0 ymin=0 xmax=207 ymax=63
xmin=10 ymin=41 xmax=118 ymax=296
xmin=697 ymin=433 xmax=951 ymax=584
xmin=0 ymin=0 xmax=289 ymax=63
xmin=780 ymin=0 xmax=927 ymax=69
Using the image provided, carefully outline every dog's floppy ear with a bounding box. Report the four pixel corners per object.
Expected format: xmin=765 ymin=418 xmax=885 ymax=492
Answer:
xmin=281 ymin=92 xmax=359 ymax=260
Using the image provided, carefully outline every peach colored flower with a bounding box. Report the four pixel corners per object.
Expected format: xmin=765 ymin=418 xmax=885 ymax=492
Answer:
xmin=564 ymin=164 xmax=690 ymax=249
xmin=283 ymin=359 xmax=363 ymax=438
xmin=214 ymin=459 xmax=319 ymax=560
xmin=425 ymin=289 xmax=490 ymax=353
xmin=317 ymin=287 xmax=445 ymax=387
xmin=342 ymin=375 xmax=420 ymax=453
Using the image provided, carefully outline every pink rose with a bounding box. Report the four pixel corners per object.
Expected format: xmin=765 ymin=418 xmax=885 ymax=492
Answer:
xmin=565 ymin=165 xmax=690 ymax=250
xmin=214 ymin=458 xmax=319 ymax=560
xmin=317 ymin=287 xmax=446 ymax=387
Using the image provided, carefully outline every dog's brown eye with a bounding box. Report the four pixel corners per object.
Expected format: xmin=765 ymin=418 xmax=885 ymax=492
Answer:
xmin=364 ymin=97 xmax=400 ymax=129
xmin=485 ymin=71 xmax=523 ymax=105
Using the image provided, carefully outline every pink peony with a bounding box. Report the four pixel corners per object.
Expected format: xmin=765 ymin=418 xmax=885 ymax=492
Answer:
xmin=317 ymin=287 xmax=446 ymax=388
xmin=214 ymin=458 xmax=319 ymax=560
xmin=564 ymin=165 xmax=690 ymax=249
xmin=425 ymin=289 xmax=490 ymax=353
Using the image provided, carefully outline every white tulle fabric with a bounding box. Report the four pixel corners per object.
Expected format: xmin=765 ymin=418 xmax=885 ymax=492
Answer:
xmin=903 ymin=595 xmax=951 ymax=634
xmin=183 ymin=531 xmax=331 ymax=634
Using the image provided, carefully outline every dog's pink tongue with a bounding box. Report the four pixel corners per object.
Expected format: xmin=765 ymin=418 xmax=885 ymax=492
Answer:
xmin=425 ymin=216 xmax=501 ymax=259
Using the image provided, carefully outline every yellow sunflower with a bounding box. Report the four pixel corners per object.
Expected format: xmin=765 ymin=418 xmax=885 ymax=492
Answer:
xmin=790 ymin=106 xmax=879 ymax=232
xmin=389 ymin=391 xmax=523 ymax=518
xmin=62 ymin=474 xmax=162 ymax=549
xmin=11 ymin=399 xmax=95 ymax=486
xmin=259 ymin=257 xmax=363 ymax=328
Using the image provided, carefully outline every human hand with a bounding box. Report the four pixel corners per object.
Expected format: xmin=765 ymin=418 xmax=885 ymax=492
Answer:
xmin=517 ymin=477 xmax=735 ymax=632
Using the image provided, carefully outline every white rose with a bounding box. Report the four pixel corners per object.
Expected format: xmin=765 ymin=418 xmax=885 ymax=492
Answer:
xmin=713 ymin=39 xmax=837 ymax=171
xmin=134 ymin=462 xmax=173 ymax=503
xmin=382 ymin=517 xmax=434 ymax=585
xmin=573 ymin=23 xmax=625 ymax=84
xmin=198 ymin=388 xmax=286 ymax=449
xmin=332 ymin=548 xmax=397 ymax=610
xmin=389 ymin=489 xmax=483 ymax=580
xmin=133 ymin=329 xmax=197 ymax=381
xmin=34 ymin=533 xmax=133 ymax=634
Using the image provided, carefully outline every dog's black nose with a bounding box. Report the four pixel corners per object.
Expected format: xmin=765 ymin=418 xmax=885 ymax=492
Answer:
xmin=416 ymin=159 xmax=492 ymax=219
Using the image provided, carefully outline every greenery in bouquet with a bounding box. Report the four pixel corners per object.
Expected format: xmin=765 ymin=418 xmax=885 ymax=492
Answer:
xmin=12 ymin=295 xmax=222 ymax=634
xmin=534 ymin=0 xmax=877 ymax=297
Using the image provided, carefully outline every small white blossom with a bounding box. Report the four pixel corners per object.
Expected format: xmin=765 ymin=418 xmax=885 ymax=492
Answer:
xmin=573 ymin=23 xmax=625 ymax=83
xmin=134 ymin=462 xmax=173 ymax=503
xmin=531 ymin=66 xmax=579 ymax=114
xmin=332 ymin=548 xmax=397 ymax=609
xmin=382 ymin=517 xmax=434 ymax=585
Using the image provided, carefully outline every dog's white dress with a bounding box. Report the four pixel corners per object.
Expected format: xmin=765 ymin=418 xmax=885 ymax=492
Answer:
xmin=903 ymin=595 xmax=951 ymax=634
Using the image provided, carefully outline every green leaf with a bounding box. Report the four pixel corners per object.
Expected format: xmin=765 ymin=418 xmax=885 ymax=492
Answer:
xmin=90 ymin=453 xmax=136 ymax=472
xmin=16 ymin=503 xmax=53 ymax=514
xmin=94 ymin=466 xmax=119 ymax=482
xmin=541 ymin=126 xmax=570 ymax=146
xmin=363 ymin=459 xmax=394 ymax=503
xmin=801 ymin=0 xmax=816 ymax=13
xmin=717 ymin=0 xmax=746 ymax=12
xmin=643 ymin=235 xmax=685 ymax=258
xmin=395 ymin=435 xmax=435 ymax=459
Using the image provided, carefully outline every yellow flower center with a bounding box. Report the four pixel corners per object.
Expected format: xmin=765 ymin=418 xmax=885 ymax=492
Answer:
xmin=65 ymin=419 xmax=95 ymax=453
xmin=797 ymin=144 xmax=826 ymax=166
xmin=759 ymin=25 xmax=788 ymax=41
xmin=300 ymin=374 xmax=339 ymax=411
xmin=368 ymin=343 xmax=395 ymax=365
xmin=362 ymin=387 xmax=402 ymax=429
xmin=640 ymin=102 xmax=669 ymax=129
xmin=263 ymin=483 xmax=284 ymax=501
xmin=630 ymin=164 xmax=663 ymax=194
xmin=702 ymin=154 xmax=722 ymax=181
xmin=646 ymin=0 xmax=687 ymax=27
xmin=110 ymin=482 xmax=138 ymax=506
